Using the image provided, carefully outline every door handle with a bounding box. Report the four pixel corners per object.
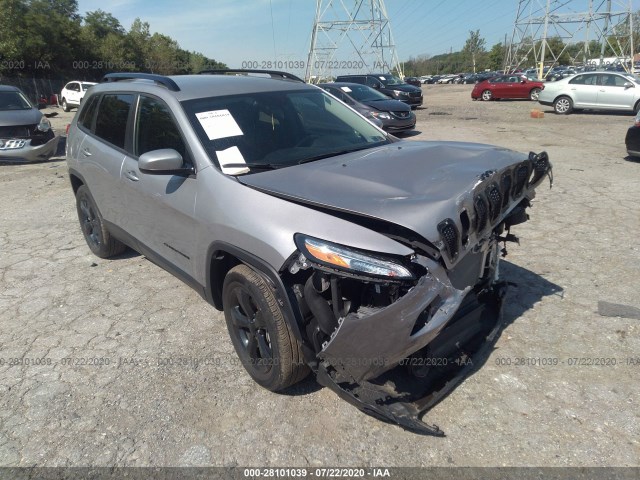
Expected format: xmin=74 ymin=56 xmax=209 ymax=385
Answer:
xmin=124 ymin=170 xmax=139 ymax=182
xmin=81 ymin=148 xmax=92 ymax=157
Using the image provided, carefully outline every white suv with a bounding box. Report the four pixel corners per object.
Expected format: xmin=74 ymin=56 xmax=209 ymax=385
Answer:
xmin=60 ymin=81 xmax=97 ymax=111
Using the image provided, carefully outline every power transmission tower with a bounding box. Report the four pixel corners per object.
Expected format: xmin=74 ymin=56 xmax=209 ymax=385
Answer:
xmin=505 ymin=0 xmax=635 ymax=79
xmin=305 ymin=0 xmax=403 ymax=83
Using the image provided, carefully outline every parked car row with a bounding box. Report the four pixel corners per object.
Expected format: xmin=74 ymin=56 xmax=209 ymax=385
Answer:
xmin=335 ymin=73 xmax=423 ymax=109
xmin=319 ymin=83 xmax=416 ymax=132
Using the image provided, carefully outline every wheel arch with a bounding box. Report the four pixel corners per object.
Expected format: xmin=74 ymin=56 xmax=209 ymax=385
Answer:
xmin=633 ymin=99 xmax=640 ymax=114
xmin=205 ymin=241 xmax=310 ymax=355
xmin=554 ymin=93 xmax=572 ymax=104
xmin=69 ymin=171 xmax=84 ymax=195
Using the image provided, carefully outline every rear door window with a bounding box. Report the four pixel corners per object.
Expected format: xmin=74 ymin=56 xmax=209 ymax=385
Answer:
xmin=77 ymin=95 xmax=99 ymax=131
xmin=94 ymin=94 xmax=135 ymax=149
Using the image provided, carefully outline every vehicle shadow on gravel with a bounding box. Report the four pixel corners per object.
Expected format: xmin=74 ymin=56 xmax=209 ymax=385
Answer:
xmin=395 ymin=130 xmax=422 ymax=138
xmin=499 ymin=260 xmax=563 ymax=326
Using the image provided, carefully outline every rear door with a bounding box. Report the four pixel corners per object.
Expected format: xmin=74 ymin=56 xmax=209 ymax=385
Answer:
xmin=567 ymin=74 xmax=599 ymax=107
xmin=502 ymin=76 xmax=522 ymax=98
xmin=489 ymin=77 xmax=507 ymax=97
xmin=76 ymin=93 xmax=134 ymax=223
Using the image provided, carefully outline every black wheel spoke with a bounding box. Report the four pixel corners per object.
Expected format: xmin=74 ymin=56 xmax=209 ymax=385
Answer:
xmin=256 ymin=331 xmax=272 ymax=359
xmin=237 ymin=289 xmax=256 ymax=319
xmin=246 ymin=334 xmax=259 ymax=357
xmin=230 ymin=305 xmax=251 ymax=329
xmin=253 ymin=310 xmax=266 ymax=329
xmin=80 ymin=201 xmax=92 ymax=220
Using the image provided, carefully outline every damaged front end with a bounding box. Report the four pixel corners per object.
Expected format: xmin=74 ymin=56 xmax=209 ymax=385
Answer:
xmin=282 ymin=151 xmax=553 ymax=435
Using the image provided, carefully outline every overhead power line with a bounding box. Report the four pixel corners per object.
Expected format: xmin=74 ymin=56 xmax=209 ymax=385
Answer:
xmin=305 ymin=0 xmax=403 ymax=82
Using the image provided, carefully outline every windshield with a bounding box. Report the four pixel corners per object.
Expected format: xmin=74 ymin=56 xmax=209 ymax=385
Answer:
xmin=182 ymin=89 xmax=389 ymax=174
xmin=342 ymin=84 xmax=390 ymax=102
xmin=622 ymin=73 xmax=640 ymax=83
xmin=0 ymin=91 xmax=33 ymax=111
xmin=379 ymin=75 xmax=403 ymax=86
xmin=81 ymin=82 xmax=96 ymax=91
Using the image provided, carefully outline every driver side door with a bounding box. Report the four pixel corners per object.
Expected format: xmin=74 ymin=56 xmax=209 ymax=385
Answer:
xmin=118 ymin=95 xmax=199 ymax=278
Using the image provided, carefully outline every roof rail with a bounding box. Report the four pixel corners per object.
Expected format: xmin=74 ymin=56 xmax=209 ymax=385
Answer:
xmin=198 ymin=69 xmax=304 ymax=83
xmin=101 ymin=73 xmax=180 ymax=91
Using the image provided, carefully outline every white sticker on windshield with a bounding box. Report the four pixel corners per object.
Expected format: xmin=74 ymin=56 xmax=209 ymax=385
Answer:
xmin=196 ymin=109 xmax=243 ymax=140
xmin=340 ymin=86 xmax=352 ymax=92
xmin=379 ymin=76 xmax=386 ymax=80
xmin=216 ymin=146 xmax=250 ymax=175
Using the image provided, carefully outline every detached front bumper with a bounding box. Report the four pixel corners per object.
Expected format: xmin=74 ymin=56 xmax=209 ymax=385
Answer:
xmin=0 ymin=135 xmax=59 ymax=162
xmin=318 ymin=259 xmax=469 ymax=383
xmin=316 ymin=282 xmax=507 ymax=435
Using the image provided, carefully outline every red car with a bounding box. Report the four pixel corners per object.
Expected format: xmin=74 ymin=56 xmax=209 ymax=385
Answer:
xmin=471 ymin=75 xmax=544 ymax=101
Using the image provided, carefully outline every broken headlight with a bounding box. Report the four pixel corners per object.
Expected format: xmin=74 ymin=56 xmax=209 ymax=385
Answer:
xmin=370 ymin=111 xmax=391 ymax=120
xmin=36 ymin=117 xmax=51 ymax=133
xmin=294 ymin=234 xmax=415 ymax=280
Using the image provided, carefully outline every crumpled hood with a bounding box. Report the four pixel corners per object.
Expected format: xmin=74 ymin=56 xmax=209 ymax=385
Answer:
xmin=238 ymin=140 xmax=531 ymax=253
xmin=0 ymin=109 xmax=41 ymax=129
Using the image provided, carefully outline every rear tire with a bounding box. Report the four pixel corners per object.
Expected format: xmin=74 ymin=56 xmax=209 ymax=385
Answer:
xmin=75 ymin=185 xmax=126 ymax=258
xmin=481 ymin=90 xmax=493 ymax=101
xmin=62 ymin=98 xmax=70 ymax=112
xmin=529 ymin=88 xmax=541 ymax=101
xmin=222 ymin=264 xmax=309 ymax=391
xmin=553 ymin=96 xmax=573 ymax=114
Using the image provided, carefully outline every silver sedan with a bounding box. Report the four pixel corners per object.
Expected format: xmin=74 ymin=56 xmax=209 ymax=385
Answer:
xmin=538 ymin=71 xmax=640 ymax=114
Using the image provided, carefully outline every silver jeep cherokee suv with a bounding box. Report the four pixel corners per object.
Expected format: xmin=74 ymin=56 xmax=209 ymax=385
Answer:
xmin=66 ymin=71 xmax=552 ymax=434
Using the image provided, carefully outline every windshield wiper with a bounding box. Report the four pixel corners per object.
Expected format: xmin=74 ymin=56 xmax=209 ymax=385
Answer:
xmin=222 ymin=162 xmax=288 ymax=171
xmin=298 ymin=145 xmax=377 ymax=165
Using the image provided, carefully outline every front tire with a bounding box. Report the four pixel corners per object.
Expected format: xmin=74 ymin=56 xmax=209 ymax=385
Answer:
xmin=75 ymin=185 xmax=126 ymax=258
xmin=553 ymin=96 xmax=573 ymax=114
xmin=481 ymin=89 xmax=493 ymax=101
xmin=222 ymin=265 xmax=309 ymax=391
xmin=529 ymin=88 xmax=541 ymax=101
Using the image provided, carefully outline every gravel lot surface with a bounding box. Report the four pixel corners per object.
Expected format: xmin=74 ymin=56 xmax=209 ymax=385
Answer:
xmin=1 ymin=84 xmax=639 ymax=468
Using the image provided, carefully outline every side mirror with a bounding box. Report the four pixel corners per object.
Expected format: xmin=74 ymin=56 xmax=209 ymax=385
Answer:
xmin=624 ymin=82 xmax=634 ymax=89
xmin=139 ymin=149 xmax=193 ymax=176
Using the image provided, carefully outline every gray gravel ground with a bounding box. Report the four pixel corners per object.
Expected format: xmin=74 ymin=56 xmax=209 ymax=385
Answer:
xmin=0 ymin=84 xmax=639 ymax=467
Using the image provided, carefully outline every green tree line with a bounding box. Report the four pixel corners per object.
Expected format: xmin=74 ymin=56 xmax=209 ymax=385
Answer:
xmin=0 ymin=0 xmax=227 ymax=79
xmin=403 ymin=14 xmax=640 ymax=76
